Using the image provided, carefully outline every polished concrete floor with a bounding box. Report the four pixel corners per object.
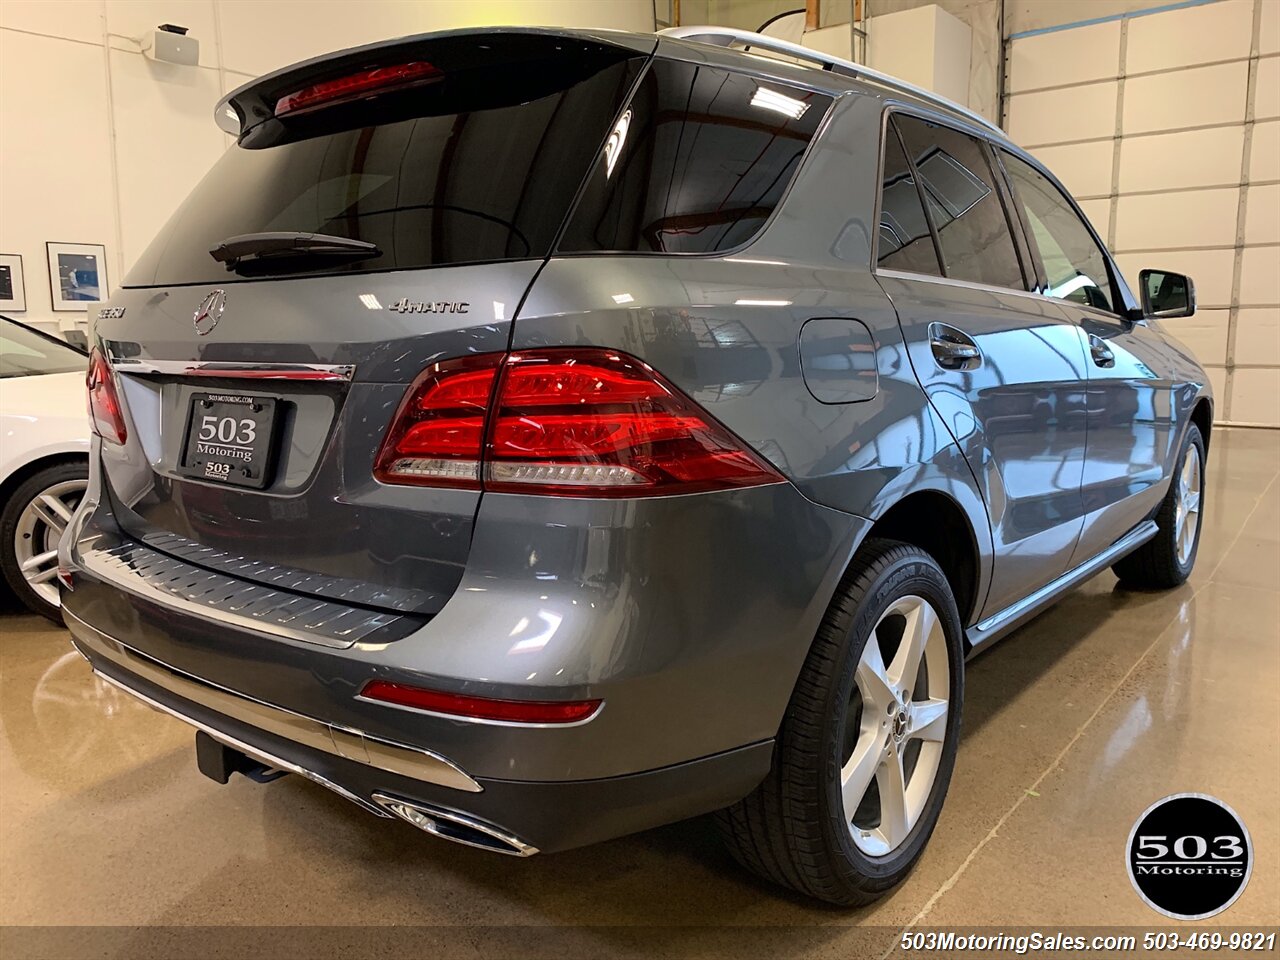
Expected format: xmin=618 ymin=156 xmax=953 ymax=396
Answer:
xmin=1 ymin=428 xmax=1277 ymax=956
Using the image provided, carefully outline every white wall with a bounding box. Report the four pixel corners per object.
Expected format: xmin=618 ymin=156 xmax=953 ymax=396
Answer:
xmin=0 ymin=0 xmax=654 ymax=337
xmin=866 ymin=5 xmax=972 ymax=110
xmin=864 ymin=0 xmax=1000 ymax=124
xmin=1005 ymin=0 xmax=1280 ymax=426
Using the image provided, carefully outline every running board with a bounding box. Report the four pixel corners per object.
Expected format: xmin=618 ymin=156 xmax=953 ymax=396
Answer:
xmin=965 ymin=520 xmax=1159 ymax=654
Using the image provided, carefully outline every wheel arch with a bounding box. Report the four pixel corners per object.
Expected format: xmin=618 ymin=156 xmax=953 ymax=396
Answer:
xmin=861 ymin=488 xmax=985 ymax=628
xmin=0 ymin=452 xmax=89 ymax=512
xmin=1190 ymin=393 xmax=1213 ymax=453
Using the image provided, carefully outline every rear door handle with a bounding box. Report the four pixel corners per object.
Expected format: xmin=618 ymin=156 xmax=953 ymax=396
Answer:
xmin=929 ymin=323 xmax=981 ymax=369
xmin=1089 ymin=335 xmax=1115 ymax=368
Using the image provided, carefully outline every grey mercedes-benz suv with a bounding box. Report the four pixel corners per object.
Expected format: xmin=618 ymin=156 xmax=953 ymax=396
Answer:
xmin=60 ymin=25 xmax=1211 ymax=904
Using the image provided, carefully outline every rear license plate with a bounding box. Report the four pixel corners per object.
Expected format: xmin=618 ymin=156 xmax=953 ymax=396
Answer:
xmin=178 ymin=392 xmax=281 ymax=489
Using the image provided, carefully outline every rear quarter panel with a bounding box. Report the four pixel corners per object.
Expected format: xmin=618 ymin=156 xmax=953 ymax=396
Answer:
xmin=514 ymin=91 xmax=993 ymax=620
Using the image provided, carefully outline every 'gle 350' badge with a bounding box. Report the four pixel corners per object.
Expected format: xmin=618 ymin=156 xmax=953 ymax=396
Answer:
xmin=389 ymin=298 xmax=470 ymax=315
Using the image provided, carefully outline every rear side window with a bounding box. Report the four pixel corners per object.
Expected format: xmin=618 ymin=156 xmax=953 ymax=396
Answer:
xmin=1000 ymin=151 xmax=1117 ymax=314
xmin=893 ymin=115 xmax=1026 ymax=291
xmin=559 ymin=60 xmax=832 ymax=255
xmin=124 ymin=38 xmax=645 ymax=287
xmin=877 ymin=121 xmax=943 ymax=276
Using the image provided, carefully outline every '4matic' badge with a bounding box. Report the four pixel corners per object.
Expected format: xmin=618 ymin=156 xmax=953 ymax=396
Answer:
xmin=388 ymin=298 xmax=469 ymax=315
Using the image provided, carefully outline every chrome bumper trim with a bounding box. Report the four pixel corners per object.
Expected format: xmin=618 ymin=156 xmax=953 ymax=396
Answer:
xmin=373 ymin=793 xmax=539 ymax=857
xmin=65 ymin=610 xmax=483 ymax=795
xmin=94 ymin=670 xmax=391 ymax=818
xmin=76 ymin=539 xmax=403 ymax=650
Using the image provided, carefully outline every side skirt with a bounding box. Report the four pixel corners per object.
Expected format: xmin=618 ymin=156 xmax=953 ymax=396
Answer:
xmin=964 ymin=519 xmax=1159 ymax=656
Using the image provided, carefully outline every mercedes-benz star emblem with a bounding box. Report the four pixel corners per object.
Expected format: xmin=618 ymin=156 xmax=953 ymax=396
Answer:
xmin=193 ymin=289 xmax=226 ymax=336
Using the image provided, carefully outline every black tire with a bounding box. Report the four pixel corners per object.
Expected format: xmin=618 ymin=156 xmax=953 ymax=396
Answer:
xmin=717 ymin=538 xmax=965 ymax=905
xmin=1112 ymin=424 xmax=1205 ymax=589
xmin=0 ymin=460 xmax=88 ymax=622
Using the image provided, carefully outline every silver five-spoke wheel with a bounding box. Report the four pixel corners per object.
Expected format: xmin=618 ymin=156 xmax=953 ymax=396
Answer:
xmin=1174 ymin=443 xmax=1202 ymax=567
xmin=843 ymin=594 xmax=950 ymax=857
xmin=13 ymin=477 xmax=86 ymax=609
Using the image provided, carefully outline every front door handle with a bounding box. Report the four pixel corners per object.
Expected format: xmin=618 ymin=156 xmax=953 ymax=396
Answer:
xmin=929 ymin=323 xmax=981 ymax=369
xmin=1089 ymin=335 xmax=1115 ymax=368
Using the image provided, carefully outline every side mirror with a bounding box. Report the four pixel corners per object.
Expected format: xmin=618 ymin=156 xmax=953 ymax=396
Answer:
xmin=1139 ymin=268 xmax=1196 ymax=319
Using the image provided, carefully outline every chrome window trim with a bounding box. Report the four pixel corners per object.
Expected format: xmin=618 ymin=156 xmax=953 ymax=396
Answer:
xmin=107 ymin=356 xmax=355 ymax=381
xmin=871 ymin=103 xmax=1137 ymax=321
xmin=877 ymin=267 xmax=1055 ymax=305
xmin=878 ymin=267 xmax=1139 ymax=322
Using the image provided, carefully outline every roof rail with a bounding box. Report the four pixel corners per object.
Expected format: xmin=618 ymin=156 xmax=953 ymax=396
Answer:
xmin=659 ymin=25 xmax=1003 ymax=136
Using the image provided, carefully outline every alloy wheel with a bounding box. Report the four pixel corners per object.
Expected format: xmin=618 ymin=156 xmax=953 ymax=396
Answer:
xmin=13 ymin=478 xmax=86 ymax=609
xmin=841 ymin=594 xmax=950 ymax=857
xmin=1175 ymin=444 xmax=1202 ymax=567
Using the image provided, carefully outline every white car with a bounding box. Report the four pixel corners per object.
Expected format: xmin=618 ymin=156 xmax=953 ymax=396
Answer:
xmin=0 ymin=316 xmax=90 ymax=620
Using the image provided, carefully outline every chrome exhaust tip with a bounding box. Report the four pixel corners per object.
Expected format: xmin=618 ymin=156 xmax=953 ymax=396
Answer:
xmin=372 ymin=793 xmax=538 ymax=857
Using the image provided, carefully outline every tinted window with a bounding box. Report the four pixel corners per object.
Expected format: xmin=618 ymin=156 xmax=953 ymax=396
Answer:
xmin=1001 ymin=151 xmax=1117 ymax=313
xmin=878 ymin=120 xmax=942 ymax=275
xmin=0 ymin=318 xmax=87 ymax=377
xmin=894 ymin=116 xmax=1025 ymax=291
xmin=559 ymin=60 xmax=832 ymax=254
xmin=125 ymin=39 xmax=644 ymax=286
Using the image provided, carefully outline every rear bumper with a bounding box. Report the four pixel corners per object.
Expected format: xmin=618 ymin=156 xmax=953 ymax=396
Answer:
xmin=59 ymin=453 xmax=869 ymax=849
xmin=66 ymin=608 xmax=774 ymax=853
xmin=61 ymin=476 xmax=867 ymax=782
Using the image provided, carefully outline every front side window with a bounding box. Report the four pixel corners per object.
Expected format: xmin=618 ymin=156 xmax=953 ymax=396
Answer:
xmin=559 ymin=60 xmax=832 ymax=254
xmin=1001 ymin=151 xmax=1117 ymax=314
xmin=877 ymin=120 xmax=942 ymax=276
xmin=894 ymin=115 xmax=1025 ymax=291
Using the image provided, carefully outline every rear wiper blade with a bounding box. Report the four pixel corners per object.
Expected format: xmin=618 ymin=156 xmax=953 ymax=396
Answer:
xmin=209 ymin=232 xmax=381 ymax=268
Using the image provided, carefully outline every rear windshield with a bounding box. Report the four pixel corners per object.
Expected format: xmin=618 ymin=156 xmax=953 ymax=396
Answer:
xmin=125 ymin=37 xmax=645 ymax=287
xmin=559 ymin=60 xmax=832 ymax=254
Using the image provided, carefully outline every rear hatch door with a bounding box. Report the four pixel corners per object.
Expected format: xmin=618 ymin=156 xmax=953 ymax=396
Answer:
xmin=95 ymin=29 xmax=651 ymax=617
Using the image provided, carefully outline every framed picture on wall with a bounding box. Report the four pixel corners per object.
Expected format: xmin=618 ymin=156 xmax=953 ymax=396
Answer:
xmin=0 ymin=254 xmax=26 ymax=312
xmin=46 ymin=241 xmax=109 ymax=311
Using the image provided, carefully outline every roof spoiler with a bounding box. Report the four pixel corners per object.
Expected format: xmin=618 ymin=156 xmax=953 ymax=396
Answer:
xmin=660 ymin=25 xmax=1002 ymax=136
xmin=214 ymin=26 xmax=656 ymax=143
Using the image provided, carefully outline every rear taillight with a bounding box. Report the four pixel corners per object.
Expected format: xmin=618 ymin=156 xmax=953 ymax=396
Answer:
xmin=373 ymin=354 xmax=500 ymax=489
xmin=275 ymin=61 xmax=442 ymax=117
xmin=374 ymin=349 xmax=784 ymax=496
xmin=486 ymin=350 xmax=783 ymax=495
xmin=86 ymin=347 xmax=127 ymax=445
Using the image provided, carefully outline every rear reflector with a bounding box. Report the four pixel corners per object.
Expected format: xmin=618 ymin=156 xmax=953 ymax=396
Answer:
xmin=374 ymin=349 xmax=784 ymax=496
xmin=275 ymin=61 xmax=442 ymax=117
xmin=359 ymin=679 xmax=602 ymax=724
xmin=86 ymin=347 xmax=127 ymax=445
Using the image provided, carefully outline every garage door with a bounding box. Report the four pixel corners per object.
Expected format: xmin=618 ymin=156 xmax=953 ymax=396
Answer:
xmin=1004 ymin=0 xmax=1279 ymax=426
